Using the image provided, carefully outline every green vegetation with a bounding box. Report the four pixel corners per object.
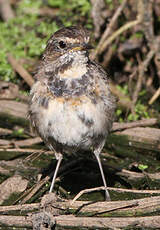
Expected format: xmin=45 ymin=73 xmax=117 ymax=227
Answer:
xmin=0 ymin=0 xmax=159 ymax=122
xmin=48 ymin=0 xmax=91 ymax=17
xmin=138 ymin=164 xmax=148 ymax=171
xmin=0 ymin=0 xmax=92 ymax=82
xmin=0 ymin=0 xmax=58 ymax=82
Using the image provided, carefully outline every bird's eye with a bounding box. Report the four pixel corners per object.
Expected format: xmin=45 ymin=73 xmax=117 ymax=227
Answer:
xmin=59 ymin=41 xmax=66 ymax=49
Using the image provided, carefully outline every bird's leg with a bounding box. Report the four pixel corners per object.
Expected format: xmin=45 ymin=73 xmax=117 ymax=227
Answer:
xmin=49 ymin=153 xmax=63 ymax=193
xmin=94 ymin=149 xmax=110 ymax=201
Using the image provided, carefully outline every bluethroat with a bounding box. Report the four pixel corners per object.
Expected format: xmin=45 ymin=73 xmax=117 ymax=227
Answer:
xmin=28 ymin=26 xmax=116 ymax=200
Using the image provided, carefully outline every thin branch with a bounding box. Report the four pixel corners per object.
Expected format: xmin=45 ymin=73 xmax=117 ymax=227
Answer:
xmin=98 ymin=18 xmax=141 ymax=55
xmin=0 ymin=203 xmax=40 ymax=213
xmin=0 ymin=137 xmax=42 ymax=148
xmin=20 ymin=176 xmax=50 ymax=205
xmin=132 ymin=49 xmax=155 ymax=105
xmin=1 ymin=195 xmax=160 ymax=215
xmin=0 ymin=148 xmax=51 ymax=153
xmin=7 ymin=53 xmax=34 ymax=87
xmin=140 ymin=0 xmax=154 ymax=47
xmin=71 ymin=186 xmax=160 ymax=204
xmin=92 ymin=0 xmax=127 ymax=59
xmin=149 ymin=86 xmax=160 ymax=105
xmin=112 ymin=118 xmax=158 ymax=132
xmin=17 ymin=158 xmax=83 ymax=204
xmin=132 ymin=0 xmax=160 ymax=106
xmin=118 ymin=169 xmax=160 ymax=181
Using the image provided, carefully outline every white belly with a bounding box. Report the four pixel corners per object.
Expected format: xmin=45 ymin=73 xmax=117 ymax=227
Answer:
xmin=36 ymin=96 xmax=109 ymax=150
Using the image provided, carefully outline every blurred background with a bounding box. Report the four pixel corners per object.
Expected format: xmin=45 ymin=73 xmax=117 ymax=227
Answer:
xmin=0 ymin=0 xmax=160 ymax=122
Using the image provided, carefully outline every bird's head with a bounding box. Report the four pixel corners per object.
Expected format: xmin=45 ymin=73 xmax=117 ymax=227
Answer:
xmin=42 ymin=26 xmax=92 ymax=62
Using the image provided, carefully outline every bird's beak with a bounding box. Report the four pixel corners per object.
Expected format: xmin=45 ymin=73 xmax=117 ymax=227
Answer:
xmin=83 ymin=43 xmax=93 ymax=50
xmin=71 ymin=43 xmax=93 ymax=51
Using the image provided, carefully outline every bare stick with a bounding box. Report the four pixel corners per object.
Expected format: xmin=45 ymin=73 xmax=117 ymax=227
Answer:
xmin=149 ymin=87 xmax=160 ymax=105
xmin=0 ymin=203 xmax=40 ymax=213
xmin=7 ymin=53 xmax=34 ymax=87
xmin=90 ymin=0 xmax=106 ymax=39
xmin=18 ymin=158 xmax=82 ymax=204
xmin=140 ymin=0 xmax=154 ymax=48
xmin=0 ymin=214 xmax=160 ymax=229
xmin=98 ymin=19 xmax=141 ymax=55
xmin=0 ymin=148 xmax=51 ymax=154
xmin=92 ymin=0 xmax=127 ymax=59
xmin=0 ymin=137 xmax=42 ymax=148
xmin=132 ymin=0 xmax=160 ymax=105
xmin=1 ymin=195 xmax=160 ymax=215
xmin=14 ymin=137 xmax=42 ymax=147
xmin=132 ymin=49 xmax=155 ymax=105
xmin=19 ymin=176 xmax=50 ymax=205
xmin=71 ymin=186 xmax=160 ymax=204
xmin=48 ymin=215 xmax=160 ymax=229
xmin=112 ymin=118 xmax=158 ymax=132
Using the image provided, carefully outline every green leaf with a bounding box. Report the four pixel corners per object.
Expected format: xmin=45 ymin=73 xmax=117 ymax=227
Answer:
xmin=138 ymin=164 xmax=148 ymax=171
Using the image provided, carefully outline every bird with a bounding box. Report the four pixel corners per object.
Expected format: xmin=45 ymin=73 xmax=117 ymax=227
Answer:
xmin=28 ymin=26 xmax=116 ymax=200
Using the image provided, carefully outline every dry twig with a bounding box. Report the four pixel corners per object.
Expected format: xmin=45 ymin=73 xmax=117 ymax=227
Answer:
xmin=90 ymin=0 xmax=106 ymax=39
xmin=0 ymin=137 xmax=42 ymax=148
xmin=19 ymin=176 xmax=50 ymax=205
xmin=118 ymin=169 xmax=160 ymax=181
xmin=149 ymin=86 xmax=160 ymax=105
xmin=92 ymin=0 xmax=127 ymax=59
xmin=1 ymin=195 xmax=160 ymax=216
xmin=71 ymin=186 xmax=160 ymax=204
xmin=132 ymin=0 xmax=160 ymax=105
xmin=0 ymin=148 xmax=51 ymax=153
xmin=7 ymin=53 xmax=34 ymax=87
xmin=0 ymin=214 xmax=160 ymax=229
xmin=112 ymin=118 xmax=158 ymax=132
xmin=132 ymin=47 xmax=157 ymax=105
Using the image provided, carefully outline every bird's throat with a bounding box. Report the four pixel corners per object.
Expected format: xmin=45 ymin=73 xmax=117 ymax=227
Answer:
xmin=58 ymin=51 xmax=88 ymax=79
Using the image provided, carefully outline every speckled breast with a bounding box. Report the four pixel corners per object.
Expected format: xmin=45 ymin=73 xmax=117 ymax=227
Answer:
xmin=32 ymin=93 xmax=109 ymax=152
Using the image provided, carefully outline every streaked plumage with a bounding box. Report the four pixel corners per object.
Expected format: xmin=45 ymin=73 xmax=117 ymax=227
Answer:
xmin=28 ymin=26 xmax=116 ymax=200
